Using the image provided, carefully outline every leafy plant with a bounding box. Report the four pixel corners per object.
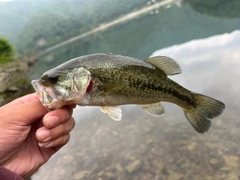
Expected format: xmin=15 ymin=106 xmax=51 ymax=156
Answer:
xmin=0 ymin=37 xmax=14 ymax=64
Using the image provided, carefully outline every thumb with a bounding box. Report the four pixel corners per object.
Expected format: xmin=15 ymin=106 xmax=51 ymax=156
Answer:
xmin=5 ymin=93 xmax=39 ymax=107
xmin=9 ymin=100 xmax=48 ymax=125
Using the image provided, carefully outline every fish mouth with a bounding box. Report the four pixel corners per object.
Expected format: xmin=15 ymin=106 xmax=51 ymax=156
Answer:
xmin=31 ymin=80 xmax=58 ymax=109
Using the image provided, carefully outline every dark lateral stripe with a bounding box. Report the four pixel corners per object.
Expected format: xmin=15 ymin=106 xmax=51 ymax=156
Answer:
xmin=90 ymin=68 xmax=196 ymax=107
xmin=128 ymin=78 xmax=196 ymax=107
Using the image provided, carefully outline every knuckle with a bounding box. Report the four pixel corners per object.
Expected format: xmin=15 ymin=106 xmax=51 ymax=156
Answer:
xmin=70 ymin=117 xmax=76 ymax=128
xmin=58 ymin=124 xmax=66 ymax=135
xmin=60 ymin=109 xmax=72 ymax=123
xmin=64 ymin=134 xmax=70 ymax=142
xmin=57 ymin=134 xmax=70 ymax=146
xmin=50 ymin=134 xmax=70 ymax=148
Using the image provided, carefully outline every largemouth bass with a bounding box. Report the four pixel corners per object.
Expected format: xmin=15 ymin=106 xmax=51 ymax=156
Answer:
xmin=31 ymin=53 xmax=225 ymax=133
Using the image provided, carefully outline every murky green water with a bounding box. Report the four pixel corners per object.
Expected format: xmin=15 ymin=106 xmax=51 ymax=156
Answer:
xmin=31 ymin=1 xmax=240 ymax=180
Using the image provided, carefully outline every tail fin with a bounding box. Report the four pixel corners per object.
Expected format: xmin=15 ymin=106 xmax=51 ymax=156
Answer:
xmin=183 ymin=93 xmax=225 ymax=133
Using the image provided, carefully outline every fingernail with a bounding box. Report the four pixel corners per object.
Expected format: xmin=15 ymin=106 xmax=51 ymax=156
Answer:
xmin=38 ymin=141 xmax=53 ymax=148
xmin=45 ymin=116 xmax=59 ymax=128
xmin=37 ymin=129 xmax=51 ymax=142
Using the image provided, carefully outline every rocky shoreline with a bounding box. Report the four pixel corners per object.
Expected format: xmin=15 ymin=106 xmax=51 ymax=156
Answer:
xmin=0 ymin=56 xmax=38 ymax=106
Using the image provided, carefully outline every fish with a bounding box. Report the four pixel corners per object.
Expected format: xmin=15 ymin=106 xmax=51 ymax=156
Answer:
xmin=31 ymin=53 xmax=225 ymax=133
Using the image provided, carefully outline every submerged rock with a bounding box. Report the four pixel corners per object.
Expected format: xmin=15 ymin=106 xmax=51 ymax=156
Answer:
xmin=73 ymin=171 xmax=90 ymax=180
xmin=167 ymin=172 xmax=184 ymax=180
xmin=126 ymin=160 xmax=142 ymax=173
xmin=223 ymin=155 xmax=239 ymax=168
xmin=209 ymin=158 xmax=219 ymax=165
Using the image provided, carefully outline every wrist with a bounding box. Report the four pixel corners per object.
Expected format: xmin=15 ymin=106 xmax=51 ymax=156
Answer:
xmin=0 ymin=166 xmax=24 ymax=180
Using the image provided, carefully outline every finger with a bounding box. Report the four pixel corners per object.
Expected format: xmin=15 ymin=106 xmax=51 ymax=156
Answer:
xmin=38 ymin=133 xmax=70 ymax=148
xmin=36 ymin=117 xmax=75 ymax=142
xmin=66 ymin=104 xmax=77 ymax=109
xmin=42 ymin=107 xmax=74 ymax=128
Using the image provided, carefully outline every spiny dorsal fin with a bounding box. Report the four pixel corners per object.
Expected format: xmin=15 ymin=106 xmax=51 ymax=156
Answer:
xmin=145 ymin=56 xmax=182 ymax=76
xmin=139 ymin=102 xmax=165 ymax=117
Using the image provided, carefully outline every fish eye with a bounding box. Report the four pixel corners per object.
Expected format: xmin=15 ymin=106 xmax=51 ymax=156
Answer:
xmin=48 ymin=75 xmax=58 ymax=84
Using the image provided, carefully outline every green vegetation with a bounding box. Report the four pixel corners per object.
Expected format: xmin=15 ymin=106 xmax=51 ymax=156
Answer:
xmin=184 ymin=0 xmax=240 ymax=18
xmin=0 ymin=37 xmax=14 ymax=64
xmin=16 ymin=0 xmax=157 ymax=54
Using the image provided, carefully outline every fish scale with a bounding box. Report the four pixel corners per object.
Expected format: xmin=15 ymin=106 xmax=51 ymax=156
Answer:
xmin=88 ymin=65 xmax=195 ymax=109
xmin=32 ymin=53 xmax=225 ymax=133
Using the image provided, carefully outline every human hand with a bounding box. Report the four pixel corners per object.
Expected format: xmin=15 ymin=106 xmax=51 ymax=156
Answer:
xmin=0 ymin=93 xmax=75 ymax=178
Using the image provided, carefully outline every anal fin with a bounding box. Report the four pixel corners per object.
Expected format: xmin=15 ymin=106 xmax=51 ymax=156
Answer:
xmin=139 ymin=102 xmax=165 ymax=117
xmin=100 ymin=106 xmax=122 ymax=121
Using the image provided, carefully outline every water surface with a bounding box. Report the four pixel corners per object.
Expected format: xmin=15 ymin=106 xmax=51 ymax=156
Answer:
xmin=31 ymin=2 xmax=240 ymax=180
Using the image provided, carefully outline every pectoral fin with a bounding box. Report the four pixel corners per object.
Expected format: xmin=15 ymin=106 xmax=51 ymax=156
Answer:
xmin=139 ymin=102 xmax=165 ymax=117
xmin=100 ymin=106 xmax=122 ymax=121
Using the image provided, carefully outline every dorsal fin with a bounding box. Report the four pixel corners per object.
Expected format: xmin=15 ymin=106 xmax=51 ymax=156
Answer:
xmin=144 ymin=56 xmax=182 ymax=76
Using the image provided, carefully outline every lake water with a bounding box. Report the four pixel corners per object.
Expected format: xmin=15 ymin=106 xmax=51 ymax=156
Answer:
xmin=31 ymin=1 xmax=240 ymax=180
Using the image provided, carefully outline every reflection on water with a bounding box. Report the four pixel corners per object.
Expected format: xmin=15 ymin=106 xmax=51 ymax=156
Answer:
xmin=152 ymin=30 xmax=240 ymax=99
xmin=30 ymin=2 xmax=240 ymax=80
xmin=32 ymin=31 xmax=240 ymax=180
